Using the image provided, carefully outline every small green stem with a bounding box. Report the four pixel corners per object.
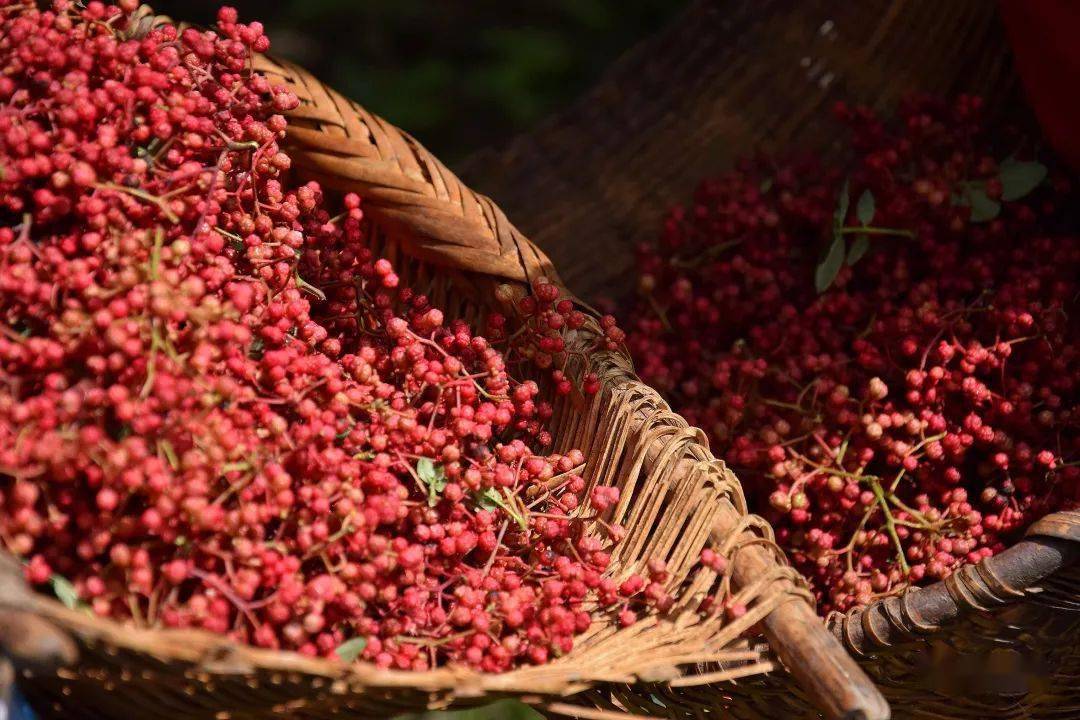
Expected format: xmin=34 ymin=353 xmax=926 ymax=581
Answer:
xmin=762 ymin=398 xmax=810 ymax=414
xmin=839 ymin=226 xmax=915 ymax=239
xmin=148 ymin=227 xmax=164 ymax=278
xmin=213 ymin=226 xmax=245 ymax=245
xmin=885 ymin=490 xmax=931 ymax=526
xmin=870 ymin=478 xmax=910 ymax=574
xmin=788 ymin=450 xmax=873 ymax=482
xmin=644 ymin=292 xmax=672 ymax=331
xmin=140 ymin=321 xmax=163 ymax=399
xmin=95 ymin=183 xmax=179 ymax=223
xmin=294 ymin=271 xmax=327 ymax=302
xmin=670 ymin=238 xmax=744 ymax=269
xmin=158 ymin=440 xmax=179 ymax=470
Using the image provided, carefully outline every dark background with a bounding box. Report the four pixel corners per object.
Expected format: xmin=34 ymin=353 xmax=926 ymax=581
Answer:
xmin=155 ymin=0 xmax=680 ymax=164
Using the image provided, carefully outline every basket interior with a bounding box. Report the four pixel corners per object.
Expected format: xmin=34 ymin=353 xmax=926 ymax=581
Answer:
xmin=13 ymin=106 xmax=800 ymax=720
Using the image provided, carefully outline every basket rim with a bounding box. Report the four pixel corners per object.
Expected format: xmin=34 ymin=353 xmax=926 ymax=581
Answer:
xmin=829 ymin=509 xmax=1080 ymax=654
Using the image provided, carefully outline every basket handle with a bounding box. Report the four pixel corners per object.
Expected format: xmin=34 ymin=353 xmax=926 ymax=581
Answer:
xmin=830 ymin=510 xmax=1080 ymax=654
xmin=715 ymin=515 xmax=890 ymax=719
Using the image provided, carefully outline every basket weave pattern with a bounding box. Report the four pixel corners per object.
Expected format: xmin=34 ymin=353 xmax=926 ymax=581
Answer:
xmin=3 ymin=29 xmax=822 ymax=720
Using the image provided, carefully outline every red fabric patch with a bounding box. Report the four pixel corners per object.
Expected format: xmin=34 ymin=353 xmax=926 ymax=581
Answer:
xmin=1000 ymin=0 xmax=1080 ymax=169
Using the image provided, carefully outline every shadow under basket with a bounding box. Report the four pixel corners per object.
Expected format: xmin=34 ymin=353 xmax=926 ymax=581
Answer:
xmin=0 ymin=13 xmax=887 ymax=720
xmin=458 ymin=1 xmax=1080 ymax=718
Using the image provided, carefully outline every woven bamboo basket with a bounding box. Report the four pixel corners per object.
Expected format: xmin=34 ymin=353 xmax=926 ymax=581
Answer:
xmin=0 ymin=7 xmax=889 ymax=720
xmin=460 ymin=1 xmax=1080 ymax=717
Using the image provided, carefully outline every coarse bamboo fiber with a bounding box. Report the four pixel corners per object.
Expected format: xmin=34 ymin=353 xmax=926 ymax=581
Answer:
xmin=459 ymin=1 xmax=1080 ymax=718
xmin=0 ymin=7 xmax=890 ymax=720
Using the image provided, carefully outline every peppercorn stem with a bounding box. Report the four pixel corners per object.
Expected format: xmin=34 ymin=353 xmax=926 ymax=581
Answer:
xmin=762 ymin=398 xmax=810 ymax=414
xmin=482 ymin=520 xmax=509 ymax=577
xmin=870 ymin=478 xmax=910 ymax=574
xmin=788 ymin=450 xmax=873 ymax=483
xmin=395 ymin=630 xmax=472 ymax=647
xmin=835 ymin=435 xmax=851 ymax=466
xmin=670 ymin=238 xmax=743 ymax=268
xmin=294 ymin=271 xmax=327 ymax=301
xmin=644 ymin=292 xmax=672 ymax=331
xmin=838 ymin=226 xmax=915 ymax=239
xmin=884 ymin=489 xmax=932 ymax=527
xmin=95 ymin=183 xmax=180 ymax=223
xmin=140 ymin=319 xmax=166 ymax=399
xmin=157 ymin=440 xmax=179 ymax=470
xmin=842 ymin=508 xmax=873 ymax=573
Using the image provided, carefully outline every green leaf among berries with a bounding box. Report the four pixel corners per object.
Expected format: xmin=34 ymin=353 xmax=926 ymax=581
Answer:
xmin=334 ymin=637 xmax=368 ymax=663
xmin=815 ymin=235 xmax=846 ymax=293
xmin=966 ymin=187 xmax=1001 ymax=223
xmin=833 ymin=178 xmax=851 ymax=230
xmin=856 ymin=189 xmax=875 ymax=226
xmin=846 ymin=234 xmax=871 ymax=266
xmin=998 ymin=159 xmax=1047 ymax=202
xmin=477 ymin=488 xmax=529 ymax=530
xmin=416 ymin=457 xmax=447 ymax=507
xmin=50 ymin=574 xmax=82 ymax=610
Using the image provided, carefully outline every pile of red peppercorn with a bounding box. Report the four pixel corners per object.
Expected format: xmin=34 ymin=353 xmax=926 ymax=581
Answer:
xmin=628 ymin=96 xmax=1079 ymax=614
xmin=0 ymin=1 xmax=687 ymax=673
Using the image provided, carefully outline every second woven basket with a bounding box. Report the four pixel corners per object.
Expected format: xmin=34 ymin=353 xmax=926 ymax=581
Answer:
xmin=460 ymin=1 xmax=1080 ymax=718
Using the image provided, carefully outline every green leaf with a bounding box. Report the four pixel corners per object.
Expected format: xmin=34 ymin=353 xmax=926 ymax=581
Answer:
xmin=759 ymin=177 xmax=774 ymax=193
xmin=335 ymin=637 xmax=368 ymax=663
xmin=50 ymin=575 xmax=80 ymax=609
xmin=833 ymin=178 xmax=850 ymax=229
xmin=417 ymin=458 xmax=446 ymax=507
xmin=998 ymin=159 xmax=1047 ymax=202
xmin=815 ymin=235 xmax=845 ymax=293
xmin=846 ymin=234 xmax=870 ymax=266
xmin=967 ymin=188 xmax=1001 ymax=223
xmin=475 ymin=488 xmax=501 ymax=511
xmin=856 ymin=189 xmax=875 ymax=226
xmin=476 ymin=488 xmax=527 ymax=530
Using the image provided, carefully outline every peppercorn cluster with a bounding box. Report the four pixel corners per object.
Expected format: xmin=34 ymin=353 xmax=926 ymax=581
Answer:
xmin=628 ymin=96 xmax=1078 ymax=613
xmin=0 ymin=1 xmax=687 ymax=672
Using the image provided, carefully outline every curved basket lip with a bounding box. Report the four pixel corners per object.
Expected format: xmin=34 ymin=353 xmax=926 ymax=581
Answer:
xmin=15 ymin=589 xmax=780 ymax=699
xmin=20 ymin=593 xmax=595 ymax=695
xmin=829 ymin=510 xmax=1080 ymax=654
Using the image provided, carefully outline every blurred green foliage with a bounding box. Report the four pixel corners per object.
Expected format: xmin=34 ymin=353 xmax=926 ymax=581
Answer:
xmin=155 ymin=0 xmax=680 ymax=163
